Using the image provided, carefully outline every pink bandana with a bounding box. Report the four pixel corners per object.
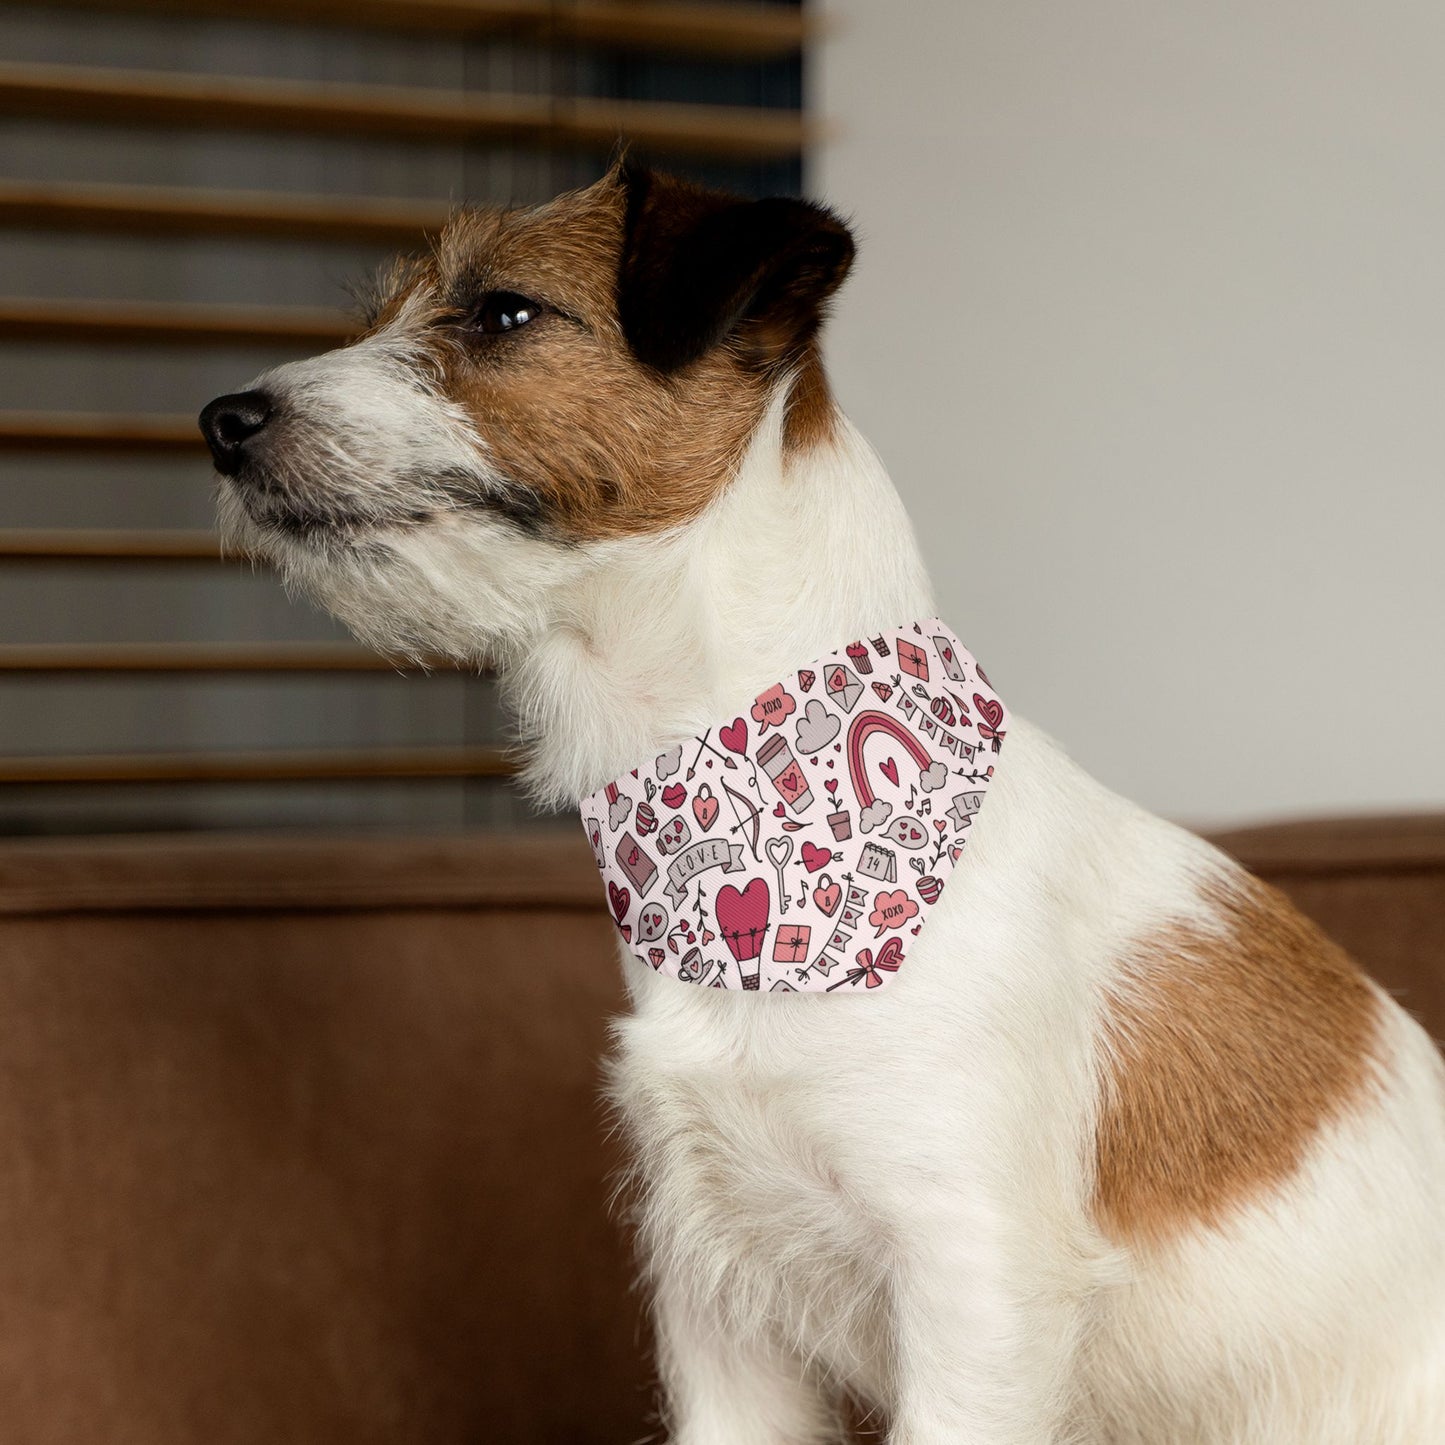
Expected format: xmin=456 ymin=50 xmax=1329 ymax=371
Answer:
xmin=581 ymin=620 xmax=1006 ymax=994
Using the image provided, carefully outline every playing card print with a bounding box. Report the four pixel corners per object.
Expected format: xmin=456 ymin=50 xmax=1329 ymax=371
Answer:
xmin=581 ymin=619 xmax=1007 ymax=993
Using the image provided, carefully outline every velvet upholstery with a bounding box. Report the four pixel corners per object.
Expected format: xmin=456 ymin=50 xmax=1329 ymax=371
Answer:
xmin=0 ymin=817 xmax=1439 ymax=1442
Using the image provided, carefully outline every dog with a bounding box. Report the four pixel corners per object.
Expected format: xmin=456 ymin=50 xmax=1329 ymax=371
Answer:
xmin=201 ymin=162 xmax=1445 ymax=1443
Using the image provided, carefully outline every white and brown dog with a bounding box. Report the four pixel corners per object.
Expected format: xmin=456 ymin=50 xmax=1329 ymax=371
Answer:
xmin=201 ymin=164 xmax=1445 ymax=1444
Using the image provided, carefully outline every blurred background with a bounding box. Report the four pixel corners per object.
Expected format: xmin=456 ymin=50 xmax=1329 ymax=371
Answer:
xmin=0 ymin=4 xmax=1441 ymax=1443
xmin=1 ymin=1 xmax=1440 ymax=839
xmin=816 ymin=0 xmax=1445 ymax=828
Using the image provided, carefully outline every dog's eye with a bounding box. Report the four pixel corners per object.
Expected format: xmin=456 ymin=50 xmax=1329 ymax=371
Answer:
xmin=471 ymin=291 xmax=544 ymax=335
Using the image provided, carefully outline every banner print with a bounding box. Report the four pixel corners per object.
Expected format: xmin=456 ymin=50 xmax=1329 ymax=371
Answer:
xmin=580 ymin=620 xmax=1007 ymax=994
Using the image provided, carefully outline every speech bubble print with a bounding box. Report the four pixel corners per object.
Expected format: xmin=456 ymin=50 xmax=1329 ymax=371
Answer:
xmin=869 ymin=889 xmax=919 ymax=938
xmin=794 ymin=697 xmax=840 ymax=754
xmin=859 ymin=799 xmax=893 ymax=834
xmin=883 ymin=816 xmax=928 ymax=849
xmin=637 ymin=902 xmax=669 ymax=942
xmin=920 ymin=760 xmax=948 ymax=793
xmin=751 ymin=683 xmax=797 ymax=735
xmin=655 ymin=745 xmax=682 ymax=780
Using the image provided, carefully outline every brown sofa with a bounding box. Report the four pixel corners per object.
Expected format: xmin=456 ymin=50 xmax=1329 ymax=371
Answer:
xmin=0 ymin=817 xmax=1439 ymax=1443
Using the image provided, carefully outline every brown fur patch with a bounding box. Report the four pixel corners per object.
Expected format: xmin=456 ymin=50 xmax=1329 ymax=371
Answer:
xmin=782 ymin=344 xmax=840 ymax=457
xmin=364 ymin=178 xmax=781 ymax=541
xmin=1093 ymin=872 xmax=1382 ymax=1246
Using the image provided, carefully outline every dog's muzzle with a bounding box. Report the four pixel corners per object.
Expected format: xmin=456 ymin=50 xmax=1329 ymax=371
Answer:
xmin=199 ymin=390 xmax=274 ymax=477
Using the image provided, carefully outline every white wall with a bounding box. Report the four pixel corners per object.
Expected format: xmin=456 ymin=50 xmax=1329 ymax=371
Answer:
xmin=812 ymin=0 xmax=1445 ymax=827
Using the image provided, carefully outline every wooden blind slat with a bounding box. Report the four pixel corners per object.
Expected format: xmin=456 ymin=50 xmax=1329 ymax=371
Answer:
xmin=0 ymin=180 xmax=448 ymax=245
xmin=0 ymin=62 xmax=813 ymax=161
xmin=0 ymin=297 xmax=353 ymax=349
xmin=0 ymin=529 xmax=222 ymax=561
xmin=0 ymin=413 xmax=204 ymax=452
xmin=0 ymin=643 xmax=420 ymax=673
xmin=0 ymin=745 xmax=514 ymax=784
xmin=29 ymin=0 xmax=810 ymax=59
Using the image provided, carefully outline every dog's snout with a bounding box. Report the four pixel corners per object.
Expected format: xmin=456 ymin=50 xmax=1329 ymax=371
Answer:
xmin=199 ymin=390 xmax=274 ymax=476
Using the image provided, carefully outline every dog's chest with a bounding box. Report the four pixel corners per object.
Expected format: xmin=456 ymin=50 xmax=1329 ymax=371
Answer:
xmin=612 ymin=997 xmax=895 ymax=1384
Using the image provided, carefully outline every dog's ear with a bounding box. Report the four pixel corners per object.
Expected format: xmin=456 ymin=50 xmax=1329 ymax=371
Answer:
xmin=616 ymin=162 xmax=855 ymax=374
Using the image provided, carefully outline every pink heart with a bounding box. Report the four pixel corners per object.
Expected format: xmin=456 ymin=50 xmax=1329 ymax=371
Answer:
xmin=880 ymin=757 xmax=899 ymax=787
xmin=935 ymin=819 xmax=946 ymax=832
xmin=974 ymin=695 xmax=1004 ymax=731
xmin=693 ymin=792 xmax=719 ymax=831
xmin=773 ymin=802 xmax=786 ymax=817
xmin=715 ymin=878 xmax=770 ymax=963
xmin=661 ymin=782 xmax=686 ymax=809
xmin=825 ymin=778 xmax=838 ymax=795
xmin=814 ymin=879 xmax=841 ymax=915
xmin=719 ymin=718 xmax=748 ymax=754
xmin=801 ymin=841 xmax=832 ymax=873
xmin=608 ymin=881 xmax=630 ymax=923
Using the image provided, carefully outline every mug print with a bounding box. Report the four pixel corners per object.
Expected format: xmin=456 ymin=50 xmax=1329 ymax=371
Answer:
xmin=580 ymin=620 xmax=1007 ymax=994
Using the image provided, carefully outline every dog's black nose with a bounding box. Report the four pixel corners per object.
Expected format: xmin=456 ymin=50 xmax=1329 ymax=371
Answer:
xmin=199 ymin=390 xmax=273 ymax=475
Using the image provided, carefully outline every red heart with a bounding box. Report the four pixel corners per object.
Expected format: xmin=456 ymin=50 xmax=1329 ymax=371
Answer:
xmin=773 ymin=802 xmax=786 ymax=817
xmin=719 ymin=718 xmax=748 ymax=754
xmin=715 ymin=878 xmax=770 ymax=962
xmin=801 ymin=841 xmax=832 ymax=873
xmin=880 ymin=757 xmax=899 ymax=786
xmin=974 ymin=695 xmax=1004 ymax=731
xmin=661 ymin=782 xmax=686 ymax=809
xmin=942 ymin=646 xmax=953 ymax=663
xmin=825 ymin=778 xmax=838 ymax=795
xmin=608 ymin=881 xmax=630 ymax=923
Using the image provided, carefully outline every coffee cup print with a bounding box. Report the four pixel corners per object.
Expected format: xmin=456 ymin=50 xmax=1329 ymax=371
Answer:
xmin=757 ymin=733 xmax=814 ymax=814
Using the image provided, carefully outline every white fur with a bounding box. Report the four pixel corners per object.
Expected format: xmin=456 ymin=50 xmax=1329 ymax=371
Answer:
xmin=221 ymin=353 xmax=1445 ymax=1443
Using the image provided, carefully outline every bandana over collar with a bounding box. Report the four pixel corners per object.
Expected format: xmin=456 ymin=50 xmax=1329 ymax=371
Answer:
xmin=581 ymin=620 xmax=1007 ymax=994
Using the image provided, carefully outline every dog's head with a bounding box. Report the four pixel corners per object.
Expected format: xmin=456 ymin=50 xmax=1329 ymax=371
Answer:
xmin=200 ymin=163 xmax=854 ymax=661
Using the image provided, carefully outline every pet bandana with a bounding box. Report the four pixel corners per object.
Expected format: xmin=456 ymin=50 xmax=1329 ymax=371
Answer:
xmin=581 ymin=620 xmax=1007 ymax=994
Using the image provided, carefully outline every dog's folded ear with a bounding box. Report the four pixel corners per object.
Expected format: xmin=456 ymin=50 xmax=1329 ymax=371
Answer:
xmin=617 ymin=162 xmax=855 ymax=375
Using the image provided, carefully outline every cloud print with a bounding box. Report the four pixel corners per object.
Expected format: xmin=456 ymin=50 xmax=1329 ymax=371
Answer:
xmin=860 ymin=799 xmax=893 ymax=834
xmin=794 ymin=698 xmax=841 ymax=754
xmin=920 ymin=760 xmax=948 ymax=793
xmin=655 ymin=745 xmax=682 ymax=780
xmin=609 ymin=792 xmax=632 ymax=831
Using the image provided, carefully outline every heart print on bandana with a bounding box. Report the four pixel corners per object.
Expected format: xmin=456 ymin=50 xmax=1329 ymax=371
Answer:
xmin=581 ymin=619 xmax=1007 ymax=994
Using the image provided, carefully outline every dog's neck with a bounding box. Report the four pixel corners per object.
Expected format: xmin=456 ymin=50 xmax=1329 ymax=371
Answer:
xmin=506 ymin=389 xmax=936 ymax=808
